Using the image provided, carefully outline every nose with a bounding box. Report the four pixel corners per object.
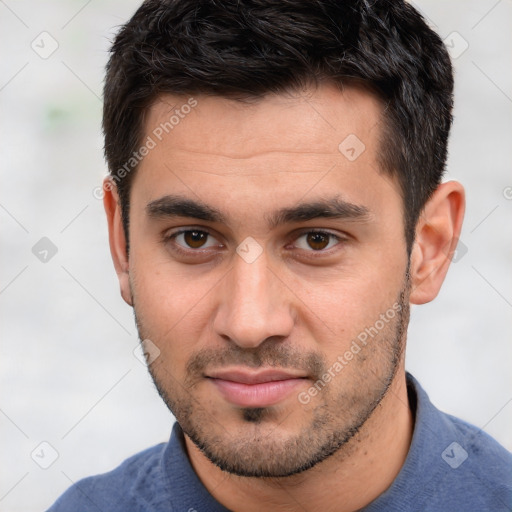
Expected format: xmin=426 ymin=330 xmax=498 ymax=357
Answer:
xmin=212 ymin=248 xmax=295 ymax=349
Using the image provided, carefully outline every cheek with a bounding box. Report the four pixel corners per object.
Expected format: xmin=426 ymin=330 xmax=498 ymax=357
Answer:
xmin=130 ymin=258 xmax=220 ymax=365
xmin=305 ymin=269 xmax=404 ymax=353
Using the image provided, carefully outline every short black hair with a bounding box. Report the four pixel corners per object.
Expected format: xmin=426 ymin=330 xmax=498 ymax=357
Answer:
xmin=103 ymin=0 xmax=453 ymax=252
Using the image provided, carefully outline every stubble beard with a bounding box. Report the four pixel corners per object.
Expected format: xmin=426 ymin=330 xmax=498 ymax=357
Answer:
xmin=133 ymin=274 xmax=411 ymax=478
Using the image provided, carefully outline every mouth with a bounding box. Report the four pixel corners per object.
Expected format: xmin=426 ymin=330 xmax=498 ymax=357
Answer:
xmin=205 ymin=368 xmax=309 ymax=408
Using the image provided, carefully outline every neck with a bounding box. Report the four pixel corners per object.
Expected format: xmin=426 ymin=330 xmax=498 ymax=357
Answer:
xmin=184 ymin=369 xmax=413 ymax=512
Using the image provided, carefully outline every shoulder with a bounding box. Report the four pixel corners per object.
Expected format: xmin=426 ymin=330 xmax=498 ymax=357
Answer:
xmin=443 ymin=411 xmax=512 ymax=495
xmin=47 ymin=422 xmax=228 ymax=512
xmin=418 ymin=412 xmax=512 ymax=511
xmin=47 ymin=442 xmax=168 ymax=512
xmin=395 ymin=375 xmax=512 ymax=511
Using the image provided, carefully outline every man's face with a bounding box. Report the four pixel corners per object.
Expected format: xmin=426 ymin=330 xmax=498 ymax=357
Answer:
xmin=126 ymin=83 xmax=411 ymax=477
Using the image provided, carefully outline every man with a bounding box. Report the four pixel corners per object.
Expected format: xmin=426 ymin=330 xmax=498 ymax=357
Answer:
xmin=48 ymin=0 xmax=512 ymax=510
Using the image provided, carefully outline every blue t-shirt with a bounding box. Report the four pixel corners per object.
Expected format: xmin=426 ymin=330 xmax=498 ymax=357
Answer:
xmin=48 ymin=374 xmax=512 ymax=511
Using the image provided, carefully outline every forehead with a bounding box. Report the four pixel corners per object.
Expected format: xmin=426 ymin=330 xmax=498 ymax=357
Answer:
xmin=143 ymin=83 xmax=384 ymax=161
xmin=130 ymin=83 xmax=399 ymax=226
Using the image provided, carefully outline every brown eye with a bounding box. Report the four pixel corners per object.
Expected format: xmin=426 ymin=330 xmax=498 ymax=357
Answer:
xmin=293 ymin=231 xmax=342 ymax=253
xmin=306 ymin=232 xmax=330 ymax=250
xmin=183 ymin=230 xmax=208 ymax=248
xmin=166 ymin=229 xmax=223 ymax=258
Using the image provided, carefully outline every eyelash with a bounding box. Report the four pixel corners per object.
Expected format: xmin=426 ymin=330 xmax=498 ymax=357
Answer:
xmin=163 ymin=228 xmax=346 ymax=257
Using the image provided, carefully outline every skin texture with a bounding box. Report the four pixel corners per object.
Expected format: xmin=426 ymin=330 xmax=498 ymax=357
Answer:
xmin=104 ymin=83 xmax=465 ymax=512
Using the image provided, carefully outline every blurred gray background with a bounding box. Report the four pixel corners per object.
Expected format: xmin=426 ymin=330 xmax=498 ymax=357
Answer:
xmin=1 ymin=1 xmax=511 ymax=510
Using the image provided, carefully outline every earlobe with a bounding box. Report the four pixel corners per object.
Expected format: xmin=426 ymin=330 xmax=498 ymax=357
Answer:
xmin=409 ymin=181 xmax=465 ymax=305
xmin=103 ymin=177 xmax=133 ymax=306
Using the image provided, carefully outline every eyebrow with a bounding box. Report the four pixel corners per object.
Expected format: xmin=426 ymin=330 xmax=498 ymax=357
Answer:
xmin=146 ymin=194 xmax=371 ymax=228
xmin=147 ymin=195 xmax=226 ymax=223
xmin=266 ymin=197 xmax=371 ymax=229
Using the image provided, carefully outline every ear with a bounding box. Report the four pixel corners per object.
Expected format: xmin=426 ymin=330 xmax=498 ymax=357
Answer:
xmin=409 ymin=181 xmax=465 ymax=305
xmin=103 ymin=177 xmax=133 ymax=306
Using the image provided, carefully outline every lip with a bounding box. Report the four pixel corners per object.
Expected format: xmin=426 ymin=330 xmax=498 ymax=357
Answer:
xmin=206 ymin=369 xmax=308 ymax=408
